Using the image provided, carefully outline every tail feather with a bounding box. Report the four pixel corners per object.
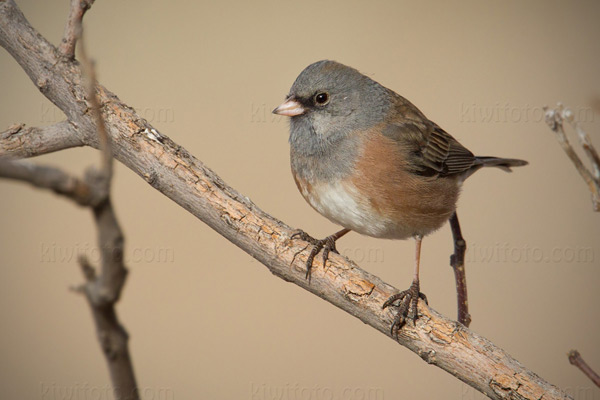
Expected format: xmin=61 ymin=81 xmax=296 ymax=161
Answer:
xmin=474 ymin=156 xmax=528 ymax=172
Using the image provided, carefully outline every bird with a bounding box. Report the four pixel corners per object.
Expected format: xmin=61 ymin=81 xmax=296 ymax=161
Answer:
xmin=272 ymin=60 xmax=527 ymax=337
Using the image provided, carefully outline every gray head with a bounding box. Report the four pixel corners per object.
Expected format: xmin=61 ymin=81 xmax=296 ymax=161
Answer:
xmin=273 ymin=60 xmax=391 ymax=156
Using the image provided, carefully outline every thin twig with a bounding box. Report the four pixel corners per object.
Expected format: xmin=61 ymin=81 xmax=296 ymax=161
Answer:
xmin=449 ymin=212 xmax=471 ymax=327
xmin=73 ymin=10 xmax=137 ymax=399
xmin=544 ymin=103 xmax=600 ymax=211
xmin=568 ymin=350 xmax=600 ymax=388
xmin=76 ymin=14 xmax=113 ymax=183
xmin=59 ymin=0 xmax=95 ymax=59
xmin=568 ymin=112 xmax=600 ymax=181
xmin=0 ymin=159 xmax=95 ymax=206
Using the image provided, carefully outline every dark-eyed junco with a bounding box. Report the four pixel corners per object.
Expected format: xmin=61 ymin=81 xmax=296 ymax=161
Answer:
xmin=273 ymin=60 xmax=527 ymax=335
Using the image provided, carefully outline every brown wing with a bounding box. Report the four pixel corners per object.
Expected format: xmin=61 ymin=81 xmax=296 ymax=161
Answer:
xmin=419 ymin=124 xmax=476 ymax=176
xmin=383 ymin=94 xmax=476 ymax=177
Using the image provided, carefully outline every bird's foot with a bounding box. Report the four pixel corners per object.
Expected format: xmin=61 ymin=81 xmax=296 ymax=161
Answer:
xmin=382 ymin=279 xmax=428 ymax=339
xmin=291 ymin=229 xmax=341 ymax=282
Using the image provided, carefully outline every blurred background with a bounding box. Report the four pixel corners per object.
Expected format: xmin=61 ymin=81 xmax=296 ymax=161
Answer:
xmin=1 ymin=1 xmax=599 ymax=399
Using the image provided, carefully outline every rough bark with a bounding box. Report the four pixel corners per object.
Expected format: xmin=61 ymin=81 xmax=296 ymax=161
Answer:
xmin=0 ymin=121 xmax=84 ymax=158
xmin=0 ymin=1 xmax=572 ymax=398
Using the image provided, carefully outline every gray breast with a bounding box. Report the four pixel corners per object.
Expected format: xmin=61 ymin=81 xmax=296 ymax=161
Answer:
xmin=289 ymin=106 xmax=369 ymax=178
xmin=290 ymin=128 xmax=362 ymax=184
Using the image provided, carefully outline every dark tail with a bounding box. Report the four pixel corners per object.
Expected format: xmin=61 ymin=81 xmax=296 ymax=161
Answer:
xmin=474 ymin=156 xmax=528 ymax=173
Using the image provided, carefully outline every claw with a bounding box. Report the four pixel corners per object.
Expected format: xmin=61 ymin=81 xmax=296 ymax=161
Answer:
xmin=382 ymin=279 xmax=426 ymax=339
xmin=291 ymin=229 xmax=317 ymax=245
xmin=290 ymin=228 xmax=349 ymax=282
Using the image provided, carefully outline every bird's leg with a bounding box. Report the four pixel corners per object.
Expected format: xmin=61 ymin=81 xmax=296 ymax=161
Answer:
xmin=291 ymin=228 xmax=351 ymax=282
xmin=449 ymin=212 xmax=471 ymax=327
xmin=383 ymin=235 xmax=428 ymax=339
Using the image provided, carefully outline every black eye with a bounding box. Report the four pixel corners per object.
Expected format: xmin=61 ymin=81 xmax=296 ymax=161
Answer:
xmin=314 ymin=92 xmax=329 ymax=105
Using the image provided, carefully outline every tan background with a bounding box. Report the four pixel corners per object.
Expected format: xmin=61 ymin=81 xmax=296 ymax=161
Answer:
xmin=1 ymin=1 xmax=599 ymax=399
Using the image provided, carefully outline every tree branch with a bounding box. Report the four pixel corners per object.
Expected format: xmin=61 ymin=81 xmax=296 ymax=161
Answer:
xmin=449 ymin=212 xmax=471 ymax=327
xmin=0 ymin=159 xmax=94 ymax=205
xmin=0 ymin=121 xmax=84 ymax=158
xmin=76 ymin=9 xmax=113 ymax=182
xmin=544 ymin=105 xmax=600 ymax=391
xmin=1 ymin=1 xmax=139 ymax=396
xmin=0 ymin=159 xmax=139 ymax=400
xmin=59 ymin=0 xmax=95 ymax=59
xmin=544 ymin=103 xmax=600 ymax=211
xmin=76 ymin=184 xmax=137 ymax=399
xmin=568 ymin=350 xmax=600 ymax=388
xmin=69 ymin=3 xmax=137 ymax=396
xmin=0 ymin=1 xmax=572 ymax=398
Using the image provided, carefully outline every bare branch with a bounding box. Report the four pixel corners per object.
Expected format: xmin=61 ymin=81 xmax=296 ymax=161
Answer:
xmin=82 ymin=168 xmax=126 ymax=304
xmin=76 ymin=14 xmax=113 ymax=181
xmin=74 ymin=14 xmax=136 ymax=398
xmin=568 ymin=350 xmax=600 ymax=388
xmin=544 ymin=104 xmax=600 ymax=211
xmin=0 ymin=1 xmax=89 ymax=121
xmin=449 ymin=212 xmax=471 ymax=327
xmin=567 ymin=112 xmax=600 ymax=181
xmin=1 ymin=3 xmax=138 ymax=395
xmin=0 ymin=158 xmax=139 ymax=400
xmin=0 ymin=121 xmax=83 ymax=158
xmin=77 ymin=186 xmax=137 ymax=399
xmin=0 ymin=1 xmax=573 ymax=398
xmin=0 ymin=159 xmax=94 ymax=205
xmin=59 ymin=0 xmax=95 ymax=59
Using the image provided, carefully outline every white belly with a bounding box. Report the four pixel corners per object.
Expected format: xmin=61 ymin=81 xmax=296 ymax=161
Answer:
xmin=300 ymin=180 xmax=414 ymax=239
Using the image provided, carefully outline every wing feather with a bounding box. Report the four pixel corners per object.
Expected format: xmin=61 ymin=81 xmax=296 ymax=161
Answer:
xmin=382 ymin=94 xmax=476 ymax=177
